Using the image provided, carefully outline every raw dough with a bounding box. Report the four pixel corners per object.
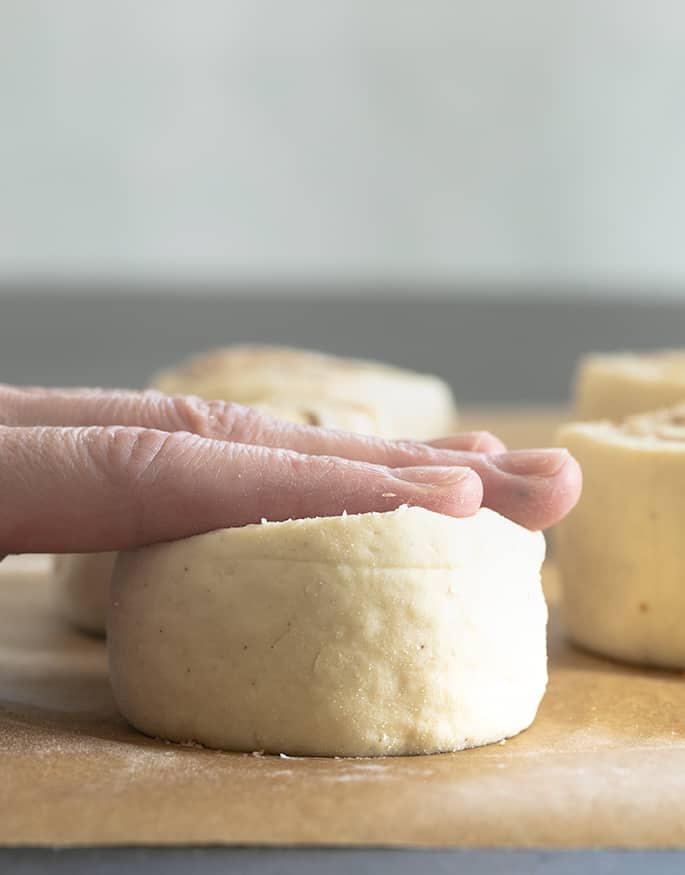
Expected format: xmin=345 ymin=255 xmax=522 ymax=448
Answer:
xmin=108 ymin=506 xmax=547 ymax=757
xmin=52 ymin=552 xmax=117 ymax=635
xmin=574 ymin=350 xmax=685 ymax=421
xmin=152 ymin=344 xmax=459 ymax=440
xmin=556 ymin=406 xmax=685 ymax=668
xmin=57 ymin=345 xmax=458 ymax=636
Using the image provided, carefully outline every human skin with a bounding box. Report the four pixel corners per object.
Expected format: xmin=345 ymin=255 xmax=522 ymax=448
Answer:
xmin=0 ymin=385 xmax=581 ymax=556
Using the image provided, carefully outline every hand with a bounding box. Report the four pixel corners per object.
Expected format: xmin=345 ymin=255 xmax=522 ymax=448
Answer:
xmin=0 ymin=386 xmax=581 ymax=554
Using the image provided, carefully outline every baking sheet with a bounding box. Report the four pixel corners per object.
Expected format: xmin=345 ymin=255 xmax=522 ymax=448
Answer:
xmin=1 ymin=558 xmax=684 ymax=848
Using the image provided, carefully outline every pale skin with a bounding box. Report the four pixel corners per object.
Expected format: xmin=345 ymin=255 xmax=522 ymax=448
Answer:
xmin=0 ymin=385 xmax=582 ymax=558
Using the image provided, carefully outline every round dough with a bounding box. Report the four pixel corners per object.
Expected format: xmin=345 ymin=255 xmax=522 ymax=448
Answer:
xmin=152 ymin=345 xmax=458 ymax=440
xmin=53 ymin=552 xmax=116 ymax=635
xmin=108 ymin=506 xmax=547 ymax=757
xmin=574 ymin=350 xmax=685 ymax=421
xmin=556 ymin=407 xmax=685 ymax=668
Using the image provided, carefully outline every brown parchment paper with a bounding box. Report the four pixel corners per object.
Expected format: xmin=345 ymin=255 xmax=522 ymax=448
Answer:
xmin=1 ymin=409 xmax=684 ymax=848
xmin=1 ymin=559 xmax=685 ymax=848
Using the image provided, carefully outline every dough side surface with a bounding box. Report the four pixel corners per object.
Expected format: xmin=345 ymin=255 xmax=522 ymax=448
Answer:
xmin=52 ymin=552 xmax=116 ymax=635
xmin=575 ymin=350 xmax=685 ymax=421
xmin=556 ymin=411 xmax=685 ymax=668
xmin=108 ymin=506 xmax=547 ymax=757
xmin=151 ymin=344 xmax=458 ymax=440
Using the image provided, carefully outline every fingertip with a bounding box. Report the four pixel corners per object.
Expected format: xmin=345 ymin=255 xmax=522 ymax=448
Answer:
xmin=392 ymin=465 xmax=483 ymax=517
xmin=503 ymin=452 xmax=583 ymax=531
xmin=540 ymin=451 xmax=583 ymax=529
xmin=439 ymin=466 xmax=484 ymax=516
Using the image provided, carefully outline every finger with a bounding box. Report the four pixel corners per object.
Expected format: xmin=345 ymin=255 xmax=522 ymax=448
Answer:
xmin=0 ymin=387 xmax=573 ymax=529
xmin=480 ymin=449 xmax=583 ymax=530
xmin=1 ymin=385 xmax=505 ymax=453
xmin=223 ymin=406 xmax=573 ymax=529
xmin=0 ymin=426 xmax=482 ymax=554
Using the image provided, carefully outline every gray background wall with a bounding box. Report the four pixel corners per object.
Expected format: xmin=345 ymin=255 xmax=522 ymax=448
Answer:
xmin=3 ymin=292 xmax=684 ymax=404
xmin=1 ymin=1 xmax=685 ymax=290
xmin=2 ymin=3 xmax=684 ymax=403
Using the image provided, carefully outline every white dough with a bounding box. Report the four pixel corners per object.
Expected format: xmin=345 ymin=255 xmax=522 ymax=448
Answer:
xmin=557 ymin=407 xmax=685 ymax=668
xmin=108 ymin=506 xmax=547 ymax=757
xmin=574 ymin=349 xmax=685 ymax=421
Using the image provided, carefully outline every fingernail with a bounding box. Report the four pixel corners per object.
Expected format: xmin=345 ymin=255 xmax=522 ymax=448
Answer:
xmin=468 ymin=431 xmax=505 ymax=453
xmin=467 ymin=432 xmax=489 ymax=452
xmin=427 ymin=431 xmax=504 ymax=453
xmin=490 ymin=449 xmax=569 ymax=476
xmin=394 ymin=465 xmax=472 ymax=487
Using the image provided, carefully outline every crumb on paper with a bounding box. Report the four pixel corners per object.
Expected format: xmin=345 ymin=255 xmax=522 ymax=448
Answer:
xmin=178 ymin=738 xmax=207 ymax=750
xmin=251 ymin=749 xmax=265 ymax=757
xmin=279 ymin=753 xmax=291 ymax=759
xmin=260 ymin=517 xmax=268 ymax=525
xmin=156 ymin=736 xmax=207 ymax=750
xmin=499 ymin=739 xmax=506 ymax=745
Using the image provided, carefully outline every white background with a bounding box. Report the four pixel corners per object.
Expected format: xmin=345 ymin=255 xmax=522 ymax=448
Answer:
xmin=1 ymin=1 xmax=684 ymax=294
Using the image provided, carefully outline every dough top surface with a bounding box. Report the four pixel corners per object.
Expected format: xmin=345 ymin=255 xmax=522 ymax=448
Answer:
xmin=152 ymin=344 xmax=451 ymax=400
xmin=122 ymin=506 xmax=544 ymax=571
xmin=158 ymin=345 xmax=418 ymax=380
xmin=559 ymin=407 xmax=685 ymax=451
xmin=581 ymin=349 xmax=685 ymax=383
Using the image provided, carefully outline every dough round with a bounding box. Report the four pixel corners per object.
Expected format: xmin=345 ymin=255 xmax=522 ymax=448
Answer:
xmin=556 ymin=407 xmax=685 ymax=668
xmin=575 ymin=350 xmax=685 ymax=421
xmin=108 ymin=506 xmax=547 ymax=757
xmin=152 ymin=345 xmax=458 ymax=440
xmin=53 ymin=552 xmax=116 ymax=635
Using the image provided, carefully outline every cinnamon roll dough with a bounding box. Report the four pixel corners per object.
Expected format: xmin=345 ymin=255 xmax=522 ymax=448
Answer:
xmin=152 ymin=344 xmax=458 ymax=440
xmin=108 ymin=506 xmax=547 ymax=757
xmin=575 ymin=350 xmax=685 ymax=421
xmin=556 ymin=405 xmax=685 ymax=668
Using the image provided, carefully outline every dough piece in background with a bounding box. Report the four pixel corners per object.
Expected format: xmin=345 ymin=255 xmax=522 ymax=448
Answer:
xmin=556 ymin=405 xmax=685 ymax=668
xmin=152 ymin=344 xmax=459 ymax=440
xmin=574 ymin=350 xmax=685 ymax=421
xmin=53 ymin=552 xmax=117 ymax=635
xmin=108 ymin=506 xmax=547 ymax=757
